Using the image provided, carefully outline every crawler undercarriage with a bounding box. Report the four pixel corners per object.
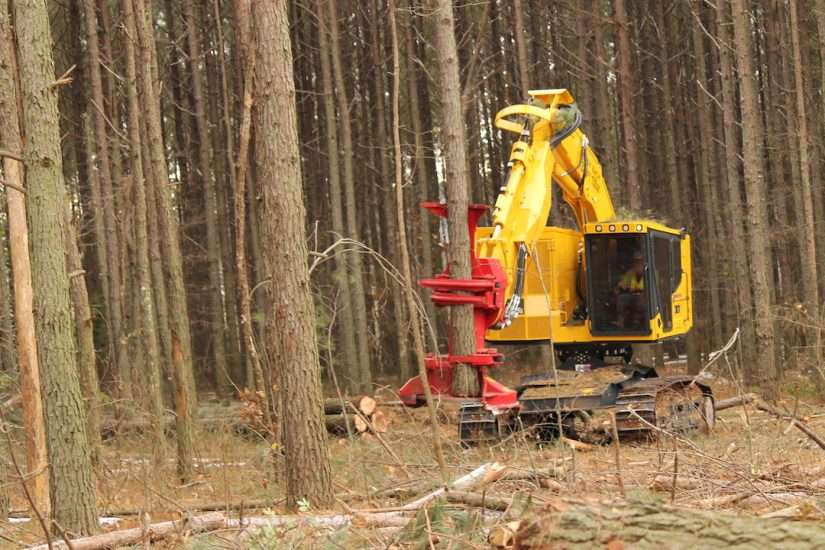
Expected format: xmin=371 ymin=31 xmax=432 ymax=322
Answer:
xmin=457 ymin=365 xmax=715 ymax=445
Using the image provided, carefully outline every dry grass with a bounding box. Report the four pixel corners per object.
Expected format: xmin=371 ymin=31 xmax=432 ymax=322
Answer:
xmin=1 ymin=368 xmax=824 ymax=548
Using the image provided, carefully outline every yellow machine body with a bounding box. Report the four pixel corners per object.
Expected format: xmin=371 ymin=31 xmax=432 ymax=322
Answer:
xmin=477 ymin=89 xmax=693 ymax=349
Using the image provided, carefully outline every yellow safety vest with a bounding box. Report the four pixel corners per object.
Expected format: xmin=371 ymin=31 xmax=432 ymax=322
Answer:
xmin=619 ymin=272 xmax=644 ymax=292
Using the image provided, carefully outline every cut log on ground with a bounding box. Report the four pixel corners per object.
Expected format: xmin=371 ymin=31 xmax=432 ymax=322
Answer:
xmin=29 ymin=512 xmax=226 ymax=550
xmin=446 ymin=490 xmax=514 ymax=511
xmin=402 ymin=462 xmax=508 ymax=511
xmin=370 ymin=410 xmax=389 ymax=433
xmin=324 ymin=396 xmax=376 ymax=416
xmin=324 ymin=413 xmax=368 ymax=435
xmin=714 ymin=393 xmax=757 ymax=411
xmin=513 ymin=500 xmax=825 ymax=548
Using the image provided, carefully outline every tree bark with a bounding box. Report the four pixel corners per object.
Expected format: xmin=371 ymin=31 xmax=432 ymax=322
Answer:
xmin=0 ymin=207 xmax=13 ymax=374
xmin=252 ymin=0 xmax=335 ymax=510
xmin=715 ymin=1 xmax=756 ymax=376
xmin=327 ymin=0 xmax=373 ymax=394
xmin=389 ymin=0 xmax=448 ymax=480
xmin=788 ymin=0 xmax=820 ymax=366
xmin=81 ymin=0 xmax=127 ymax=397
xmin=613 ymin=0 xmax=641 ymax=209
xmin=132 ymin=0 xmax=196 ymax=479
xmin=730 ymin=0 xmax=777 ymax=392
xmin=122 ymin=0 xmax=166 ymax=456
xmin=429 ymin=0 xmax=480 ymax=397
xmin=317 ymin=0 xmax=360 ymax=392
xmin=12 ymin=0 xmax=98 ymax=533
xmin=0 ymin=7 xmax=49 ymax=518
xmin=232 ymin=0 xmax=269 ymax=410
xmin=512 ymin=0 xmax=531 ymax=95
xmin=63 ymin=204 xmax=102 ymax=465
xmin=514 ymin=500 xmax=825 ymax=548
xmin=182 ymin=0 xmax=231 ymax=396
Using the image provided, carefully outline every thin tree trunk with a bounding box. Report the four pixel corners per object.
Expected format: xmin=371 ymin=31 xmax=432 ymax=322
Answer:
xmin=317 ymin=0 xmax=359 ymax=392
xmin=182 ymin=0 xmax=231 ymax=396
xmin=512 ymin=0 xmax=530 ymax=95
xmin=327 ymin=0 xmax=373 ymax=394
xmin=388 ymin=0 xmax=448 ymax=481
xmin=429 ymin=0 xmax=479 ymax=396
xmin=690 ymin=2 xmax=724 ymax=350
xmin=730 ymin=0 xmax=777 ymax=393
xmin=0 ymin=8 xmax=49 ymax=518
xmin=63 ymin=204 xmax=102 ymax=465
xmin=716 ymin=1 xmax=756 ymax=375
xmin=82 ymin=0 xmax=128 ymax=400
xmin=788 ymin=0 xmax=820 ymax=369
xmin=232 ymin=0 xmax=269 ymax=413
xmin=0 ymin=210 xmax=13 ymax=374
xmin=252 ymin=0 xmax=335 ymax=509
xmin=133 ymin=0 xmax=196 ymax=479
xmin=404 ymin=9 xmax=437 ymax=371
xmin=12 ymin=0 xmax=98 ymax=533
xmin=613 ymin=0 xmax=641 ymax=209
xmin=122 ymin=0 xmax=166 ymax=456
xmin=211 ymin=0 xmax=243 ymax=387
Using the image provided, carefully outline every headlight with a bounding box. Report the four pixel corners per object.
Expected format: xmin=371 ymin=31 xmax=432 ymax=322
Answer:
xmin=636 ymin=224 xmax=643 ymax=231
xmin=622 ymin=224 xmax=629 ymax=232
xmin=609 ymin=224 xmax=616 ymax=232
xmin=595 ymin=224 xmax=602 ymax=232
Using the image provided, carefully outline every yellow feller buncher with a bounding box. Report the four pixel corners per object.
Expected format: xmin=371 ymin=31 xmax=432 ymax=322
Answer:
xmin=399 ymin=89 xmax=715 ymax=444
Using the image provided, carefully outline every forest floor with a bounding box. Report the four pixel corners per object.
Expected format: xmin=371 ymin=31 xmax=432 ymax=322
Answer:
xmin=2 ymin=363 xmax=825 ymax=549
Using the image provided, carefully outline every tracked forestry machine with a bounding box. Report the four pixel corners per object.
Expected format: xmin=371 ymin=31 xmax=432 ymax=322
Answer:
xmin=399 ymin=89 xmax=715 ymax=444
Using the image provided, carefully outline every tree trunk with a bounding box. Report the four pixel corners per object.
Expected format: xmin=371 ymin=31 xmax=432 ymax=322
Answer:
xmin=429 ymin=0 xmax=480 ymax=397
xmin=613 ymin=0 xmax=641 ymax=209
xmin=12 ymin=0 xmax=98 ymax=533
xmin=81 ymin=0 xmax=126 ymax=397
xmin=0 ymin=8 xmax=49 ymax=518
xmin=252 ymin=0 xmax=335 ymax=510
xmin=132 ymin=0 xmax=196 ymax=479
xmin=512 ymin=0 xmax=531 ymax=96
xmin=514 ymin=500 xmax=825 ymax=548
xmin=730 ymin=0 xmax=777 ymax=393
xmin=404 ymin=11 xmax=437 ymax=341
xmin=327 ymin=0 xmax=373 ymax=394
xmin=690 ymin=2 xmax=724 ymax=350
xmin=122 ymin=0 xmax=166 ymax=456
xmin=788 ymin=0 xmax=821 ymax=369
xmin=0 ymin=208 xmax=13 ymax=374
xmin=63 ymin=204 xmax=102 ymax=465
xmin=369 ymin=0 xmax=409 ymax=380
xmin=317 ymin=0 xmax=359 ymax=392
xmin=716 ymin=1 xmax=756 ymax=376
xmin=182 ymin=0 xmax=231 ymax=396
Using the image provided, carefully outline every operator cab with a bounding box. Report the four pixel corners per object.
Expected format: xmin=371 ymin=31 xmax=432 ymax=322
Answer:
xmin=584 ymin=222 xmax=688 ymax=340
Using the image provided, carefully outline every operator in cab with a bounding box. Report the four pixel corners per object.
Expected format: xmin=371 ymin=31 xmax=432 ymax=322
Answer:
xmin=616 ymin=250 xmax=645 ymax=329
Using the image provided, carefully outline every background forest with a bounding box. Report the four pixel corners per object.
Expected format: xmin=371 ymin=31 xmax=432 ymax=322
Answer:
xmin=1 ymin=0 xmax=825 ymax=542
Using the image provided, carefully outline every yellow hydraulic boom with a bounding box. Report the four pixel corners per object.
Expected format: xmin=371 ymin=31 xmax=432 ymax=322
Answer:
xmin=477 ymin=89 xmax=692 ymax=364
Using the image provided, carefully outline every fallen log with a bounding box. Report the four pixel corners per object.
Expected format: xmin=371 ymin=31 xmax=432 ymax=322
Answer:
xmin=402 ymin=462 xmax=508 ymax=511
xmin=489 ymin=521 xmax=521 ymax=549
xmin=324 ymin=396 xmax=376 ymax=417
xmin=370 ymin=410 xmax=389 ymax=433
xmin=446 ymin=490 xmax=513 ymax=512
xmin=707 ymin=393 xmax=825 ymax=451
xmin=714 ymin=393 xmax=757 ymax=411
xmin=324 ymin=413 xmax=367 ymax=435
xmin=513 ymin=500 xmax=825 ymax=548
xmin=29 ymin=511 xmax=226 ymax=550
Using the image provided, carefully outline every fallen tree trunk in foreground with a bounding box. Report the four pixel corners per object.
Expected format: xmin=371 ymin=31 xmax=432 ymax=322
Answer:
xmin=512 ymin=501 xmax=825 ymax=549
xmin=29 ymin=512 xmax=226 ymax=550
